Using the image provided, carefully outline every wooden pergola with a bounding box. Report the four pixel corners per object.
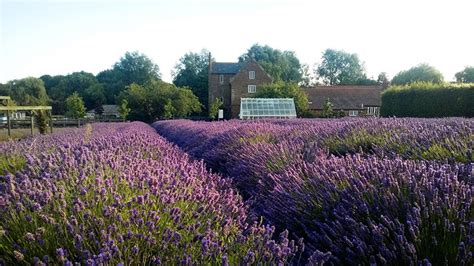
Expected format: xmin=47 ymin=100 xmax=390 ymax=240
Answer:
xmin=0 ymin=96 xmax=53 ymax=137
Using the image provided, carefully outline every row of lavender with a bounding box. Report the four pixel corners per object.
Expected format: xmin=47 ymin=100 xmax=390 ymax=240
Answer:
xmin=0 ymin=122 xmax=300 ymax=265
xmin=153 ymin=118 xmax=473 ymax=265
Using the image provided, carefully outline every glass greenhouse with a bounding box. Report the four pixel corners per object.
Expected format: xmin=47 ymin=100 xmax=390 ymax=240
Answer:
xmin=239 ymin=98 xmax=297 ymax=119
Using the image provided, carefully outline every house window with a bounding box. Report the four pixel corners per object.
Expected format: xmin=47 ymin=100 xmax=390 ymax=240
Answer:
xmin=349 ymin=110 xmax=358 ymax=117
xmin=367 ymin=107 xmax=379 ymax=116
xmin=219 ymin=75 xmax=224 ymax=84
xmin=249 ymin=71 xmax=255 ymax=80
xmin=248 ymin=85 xmax=256 ymax=93
xmin=220 ymin=96 xmax=224 ymax=104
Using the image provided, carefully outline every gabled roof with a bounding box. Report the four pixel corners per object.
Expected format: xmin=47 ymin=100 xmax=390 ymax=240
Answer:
xmin=304 ymin=86 xmax=382 ymax=110
xmin=102 ymin=105 xmax=119 ymax=114
xmin=211 ymin=63 xmax=241 ymax=74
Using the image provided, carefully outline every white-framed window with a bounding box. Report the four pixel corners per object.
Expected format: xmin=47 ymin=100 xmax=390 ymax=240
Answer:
xmin=367 ymin=107 xmax=379 ymax=116
xmin=249 ymin=71 xmax=255 ymax=79
xmin=219 ymin=74 xmax=224 ymax=84
xmin=349 ymin=110 xmax=358 ymax=117
xmin=248 ymin=85 xmax=256 ymax=93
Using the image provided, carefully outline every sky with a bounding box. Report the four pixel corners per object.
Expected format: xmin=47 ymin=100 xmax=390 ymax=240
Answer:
xmin=1 ymin=0 xmax=473 ymax=84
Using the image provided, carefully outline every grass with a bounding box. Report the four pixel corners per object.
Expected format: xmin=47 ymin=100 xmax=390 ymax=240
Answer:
xmin=0 ymin=127 xmax=74 ymax=142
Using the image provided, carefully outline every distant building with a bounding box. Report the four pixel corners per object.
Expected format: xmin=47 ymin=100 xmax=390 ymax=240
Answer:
xmin=208 ymin=54 xmax=273 ymax=118
xmin=102 ymin=105 xmax=120 ymax=118
xmin=87 ymin=105 xmax=120 ymax=119
xmin=303 ymin=86 xmax=382 ymax=117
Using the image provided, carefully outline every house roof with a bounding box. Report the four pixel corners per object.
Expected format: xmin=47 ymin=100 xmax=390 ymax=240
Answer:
xmin=102 ymin=105 xmax=119 ymax=114
xmin=304 ymin=86 xmax=382 ymax=110
xmin=211 ymin=62 xmax=241 ymax=74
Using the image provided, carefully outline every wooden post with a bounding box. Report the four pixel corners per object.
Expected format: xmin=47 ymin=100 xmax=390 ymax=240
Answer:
xmin=78 ymin=118 xmax=81 ymax=127
xmin=49 ymin=110 xmax=53 ymax=133
xmin=30 ymin=114 xmax=34 ymax=135
xmin=7 ymin=110 xmax=11 ymax=137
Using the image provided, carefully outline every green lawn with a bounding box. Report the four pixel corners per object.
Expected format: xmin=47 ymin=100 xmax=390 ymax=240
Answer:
xmin=0 ymin=127 xmax=71 ymax=142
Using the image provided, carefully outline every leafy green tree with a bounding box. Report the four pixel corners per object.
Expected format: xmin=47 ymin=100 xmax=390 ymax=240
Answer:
xmin=118 ymin=80 xmax=201 ymax=122
xmin=96 ymin=69 xmax=123 ymax=104
xmin=114 ymin=51 xmax=161 ymax=85
xmin=299 ymin=64 xmax=315 ymax=87
xmin=209 ymin=97 xmax=223 ymax=120
xmin=377 ymin=72 xmax=390 ymax=89
xmin=252 ymin=82 xmax=308 ymax=116
xmin=316 ymin=49 xmax=368 ymax=85
xmin=171 ymin=87 xmax=202 ymax=117
xmin=84 ymin=83 xmax=106 ymax=111
xmin=41 ymin=72 xmax=99 ymax=114
xmin=5 ymin=77 xmax=49 ymax=106
xmin=322 ymin=98 xmax=334 ymax=118
xmin=391 ymin=64 xmax=444 ymax=85
xmin=0 ymin=83 xmax=9 ymax=96
xmin=455 ymin=66 xmax=474 ymax=83
xmin=65 ymin=92 xmax=86 ymax=119
xmin=172 ymin=49 xmax=210 ymax=112
xmin=163 ymin=99 xmax=176 ymax=119
xmin=98 ymin=51 xmax=161 ymax=104
xmin=118 ymin=99 xmax=131 ymax=121
xmin=4 ymin=77 xmax=51 ymax=134
xmin=239 ymin=44 xmax=302 ymax=83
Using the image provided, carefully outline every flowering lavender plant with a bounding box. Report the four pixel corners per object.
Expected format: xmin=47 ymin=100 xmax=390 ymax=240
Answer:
xmin=153 ymin=118 xmax=473 ymax=264
xmin=0 ymin=122 xmax=299 ymax=264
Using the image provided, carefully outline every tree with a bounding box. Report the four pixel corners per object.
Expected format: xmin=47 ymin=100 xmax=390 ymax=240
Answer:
xmin=316 ymin=49 xmax=367 ymax=85
xmin=172 ymin=49 xmax=210 ymax=113
xmin=209 ymin=97 xmax=223 ymax=120
xmin=377 ymin=72 xmax=390 ymax=89
xmin=6 ymin=77 xmax=49 ymax=106
xmin=118 ymin=99 xmax=131 ymax=121
xmin=98 ymin=51 xmax=161 ymax=104
xmin=163 ymin=99 xmax=176 ymax=119
xmin=84 ymin=83 xmax=106 ymax=112
xmin=118 ymin=80 xmax=201 ymax=122
xmin=96 ymin=69 xmax=123 ymax=104
xmin=455 ymin=66 xmax=474 ymax=83
xmin=114 ymin=51 xmax=161 ymax=85
xmin=5 ymin=77 xmax=51 ymax=134
xmin=322 ymin=98 xmax=334 ymax=118
xmin=252 ymin=82 xmax=308 ymax=116
xmin=41 ymin=72 xmax=99 ymax=114
xmin=299 ymin=64 xmax=316 ymax=87
xmin=391 ymin=64 xmax=444 ymax=85
xmin=239 ymin=44 xmax=302 ymax=83
xmin=65 ymin=92 xmax=86 ymax=119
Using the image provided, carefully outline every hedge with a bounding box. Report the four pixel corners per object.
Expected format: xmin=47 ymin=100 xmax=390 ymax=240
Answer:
xmin=381 ymin=82 xmax=474 ymax=117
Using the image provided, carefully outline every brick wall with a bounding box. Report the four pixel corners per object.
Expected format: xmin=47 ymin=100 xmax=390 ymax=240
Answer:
xmin=230 ymin=60 xmax=272 ymax=118
xmin=208 ymin=73 xmax=233 ymax=118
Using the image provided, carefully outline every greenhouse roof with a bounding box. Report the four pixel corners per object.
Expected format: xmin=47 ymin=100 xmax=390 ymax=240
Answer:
xmin=239 ymin=98 xmax=297 ymax=119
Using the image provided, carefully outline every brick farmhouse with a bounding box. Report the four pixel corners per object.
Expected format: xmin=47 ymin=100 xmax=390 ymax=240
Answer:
xmin=208 ymin=55 xmax=272 ymax=118
xmin=208 ymin=54 xmax=382 ymax=118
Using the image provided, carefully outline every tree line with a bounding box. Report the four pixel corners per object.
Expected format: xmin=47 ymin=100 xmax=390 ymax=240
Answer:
xmin=1 ymin=44 xmax=473 ymax=122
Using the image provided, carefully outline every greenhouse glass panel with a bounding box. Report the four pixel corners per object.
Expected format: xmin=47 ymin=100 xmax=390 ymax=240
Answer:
xmin=239 ymin=98 xmax=297 ymax=119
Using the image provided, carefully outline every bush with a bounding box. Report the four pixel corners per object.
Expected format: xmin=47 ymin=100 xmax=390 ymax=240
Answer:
xmin=381 ymin=82 xmax=474 ymax=117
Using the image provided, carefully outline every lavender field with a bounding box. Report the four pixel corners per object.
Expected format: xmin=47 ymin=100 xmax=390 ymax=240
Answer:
xmin=0 ymin=123 xmax=299 ymax=265
xmin=0 ymin=119 xmax=472 ymax=265
xmin=153 ymin=118 xmax=473 ymax=265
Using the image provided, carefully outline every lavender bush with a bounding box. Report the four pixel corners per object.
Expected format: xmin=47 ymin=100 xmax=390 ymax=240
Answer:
xmin=0 ymin=122 xmax=299 ymax=264
xmin=153 ymin=118 xmax=473 ymax=264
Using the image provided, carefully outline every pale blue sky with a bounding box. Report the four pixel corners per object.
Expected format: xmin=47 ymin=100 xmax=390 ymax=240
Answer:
xmin=1 ymin=0 xmax=473 ymax=83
